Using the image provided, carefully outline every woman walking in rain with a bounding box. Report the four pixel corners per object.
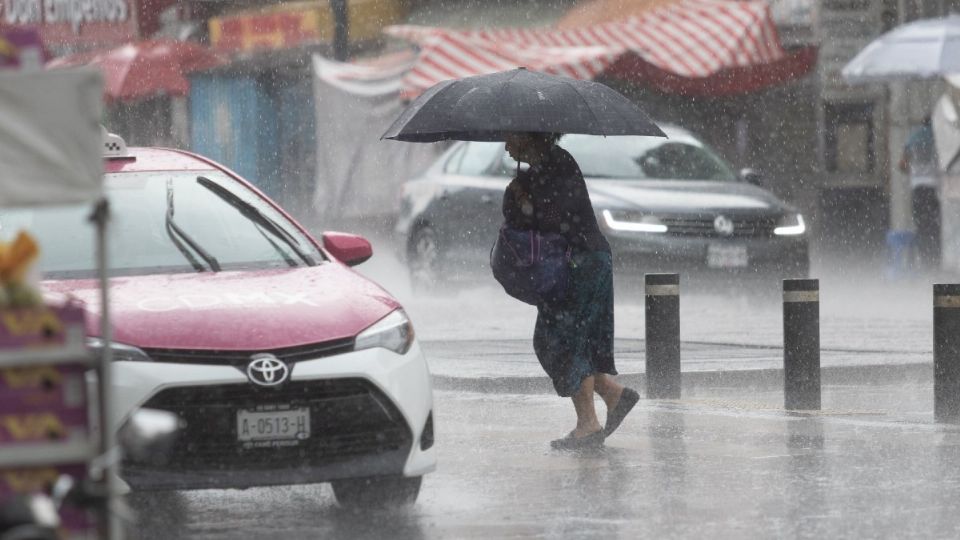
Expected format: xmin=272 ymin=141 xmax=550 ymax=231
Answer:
xmin=383 ymin=68 xmax=663 ymax=449
xmin=502 ymin=132 xmax=639 ymax=450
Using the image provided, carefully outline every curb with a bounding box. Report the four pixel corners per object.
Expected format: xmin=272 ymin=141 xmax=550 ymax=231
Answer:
xmin=432 ymin=361 xmax=932 ymax=395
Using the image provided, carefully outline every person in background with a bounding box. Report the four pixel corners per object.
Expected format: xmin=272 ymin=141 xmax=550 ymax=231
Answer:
xmin=502 ymin=131 xmax=639 ymax=450
xmin=899 ymin=116 xmax=941 ymax=271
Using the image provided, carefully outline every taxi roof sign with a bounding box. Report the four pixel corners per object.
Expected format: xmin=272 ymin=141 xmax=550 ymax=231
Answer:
xmin=102 ymin=126 xmax=130 ymax=159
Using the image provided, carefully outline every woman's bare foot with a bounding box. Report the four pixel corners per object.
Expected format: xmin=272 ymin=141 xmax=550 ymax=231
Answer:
xmin=594 ymin=374 xmax=624 ymax=410
xmin=551 ymin=429 xmax=604 ymax=449
xmin=572 ymin=422 xmax=603 ymax=438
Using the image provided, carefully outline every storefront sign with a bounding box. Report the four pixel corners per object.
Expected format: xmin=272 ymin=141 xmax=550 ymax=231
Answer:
xmin=210 ymin=7 xmax=323 ymax=53
xmin=2 ymin=0 xmax=128 ymax=32
xmin=0 ymin=0 xmax=134 ymax=52
xmin=209 ymin=0 xmax=405 ymax=53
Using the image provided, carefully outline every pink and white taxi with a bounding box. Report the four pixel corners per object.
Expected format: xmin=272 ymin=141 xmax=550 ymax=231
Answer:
xmin=4 ymin=133 xmax=435 ymax=506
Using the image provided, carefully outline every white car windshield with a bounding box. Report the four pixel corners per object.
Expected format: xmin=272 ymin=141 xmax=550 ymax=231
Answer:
xmin=560 ymin=134 xmax=738 ymax=181
xmin=0 ymin=171 xmax=323 ymax=279
xmin=472 ymin=130 xmax=738 ymax=182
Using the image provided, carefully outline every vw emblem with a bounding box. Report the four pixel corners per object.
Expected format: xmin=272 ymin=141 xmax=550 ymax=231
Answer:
xmin=713 ymin=215 xmax=735 ymax=236
xmin=246 ymin=354 xmax=289 ymax=387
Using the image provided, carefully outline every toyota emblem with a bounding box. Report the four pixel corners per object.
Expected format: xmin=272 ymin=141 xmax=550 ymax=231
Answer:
xmin=246 ymin=354 xmax=289 ymax=387
xmin=713 ymin=215 xmax=735 ymax=236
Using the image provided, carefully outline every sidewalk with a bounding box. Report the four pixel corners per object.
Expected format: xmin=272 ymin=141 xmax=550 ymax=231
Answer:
xmin=423 ymin=337 xmax=933 ymax=394
xmin=409 ymin=277 xmax=939 ymax=395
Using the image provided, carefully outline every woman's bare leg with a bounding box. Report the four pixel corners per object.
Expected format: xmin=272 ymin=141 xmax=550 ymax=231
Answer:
xmin=593 ymin=373 xmax=625 ymax=410
xmin=571 ymin=375 xmax=603 ymax=437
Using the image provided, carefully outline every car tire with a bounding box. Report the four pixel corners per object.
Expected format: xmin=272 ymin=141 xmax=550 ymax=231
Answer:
xmin=408 ymin=226 xmax=448 ymax=295
xmin=331 ymin=476 xmax=422 ymax=508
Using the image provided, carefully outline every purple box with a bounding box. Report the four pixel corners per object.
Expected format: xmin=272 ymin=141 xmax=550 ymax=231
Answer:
xmin=0 ymin=363 xmax=89 ymax=445
xmin=0 ymin=304 xmax=95 ymax=534
xmin=0 ymin=464 xmax=96 ymax=534
xmin=0 ymin=304 xmax=86 ymax=350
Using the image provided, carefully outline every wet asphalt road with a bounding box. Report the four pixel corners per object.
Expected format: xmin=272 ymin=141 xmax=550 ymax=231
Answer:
xmin=131 ymin=380 xmax=960 ymax=539
xmin=126 ymin=238 xmax=960 ymax=538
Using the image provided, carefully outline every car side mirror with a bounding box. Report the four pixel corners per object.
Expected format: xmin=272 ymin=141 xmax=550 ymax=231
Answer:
xmin=322 ymin=232 xmax=373 ymax=266
xmin=739 ymin=168 xmax=763 ymax=186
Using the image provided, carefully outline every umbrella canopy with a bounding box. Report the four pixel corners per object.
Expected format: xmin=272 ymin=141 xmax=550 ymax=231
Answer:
xmin=382 ymin=68 xmax=665 ymax=143
xmin=933 ymin=77 xmax=960 ymax=171
xmin=47 ymin=40 xmax=224 ymax=102
xmin=842 ymin=14 xmax=960 ymax=83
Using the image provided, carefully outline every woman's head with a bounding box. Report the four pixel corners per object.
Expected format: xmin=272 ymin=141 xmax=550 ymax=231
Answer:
xmin=505 ymin=132 xmax=562 ymax=164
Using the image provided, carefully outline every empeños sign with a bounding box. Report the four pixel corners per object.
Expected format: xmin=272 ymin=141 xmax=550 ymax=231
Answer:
xmin=3 ymin=0 xmax=128 ymax=33
xmin=0 ymin=0 xmax=134 ymax=52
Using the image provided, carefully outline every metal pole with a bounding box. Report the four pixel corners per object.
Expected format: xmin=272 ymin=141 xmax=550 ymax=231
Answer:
xmin=783 ymin=278 xmax=820 ymax=411
xmin=91 ymin=199 xmax=120 ymax=539
xmin=331 ymin=0 xmax=349 ymax=61
xmin=645 ymin=273 xmax=680 ymax=399
xmin=934 ymin=284 xmax=960 ymax=422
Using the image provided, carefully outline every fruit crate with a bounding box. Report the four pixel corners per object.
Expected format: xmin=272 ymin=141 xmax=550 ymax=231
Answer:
xmin=0 ymin=303 xmax=97 ymax=536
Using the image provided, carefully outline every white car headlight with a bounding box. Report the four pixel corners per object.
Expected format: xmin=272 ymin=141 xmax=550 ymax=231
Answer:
xmin=602 ymin=209 xmax=668 ymax=233
xmin=354 ymin=309 xmax=415 ymax=355
xmin=86 ymin=338 xmax=152 ymax=362
xmin=774 ymin=214 xmax=806 ymax=236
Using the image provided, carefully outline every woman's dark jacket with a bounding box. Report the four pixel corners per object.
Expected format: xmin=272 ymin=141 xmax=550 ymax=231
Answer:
xmin=501 ymin=145 xmax=611 ymax=254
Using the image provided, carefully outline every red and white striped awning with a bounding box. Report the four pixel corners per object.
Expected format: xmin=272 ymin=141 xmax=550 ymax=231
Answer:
xmin=384 ymin=0 xmax=815 ymax=99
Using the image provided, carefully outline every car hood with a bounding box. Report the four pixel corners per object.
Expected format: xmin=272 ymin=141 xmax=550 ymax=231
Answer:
xmin=587 ymin=179 xmax=790 ymax=215
xmin=43 ymin=264 xmax=400 ymax=350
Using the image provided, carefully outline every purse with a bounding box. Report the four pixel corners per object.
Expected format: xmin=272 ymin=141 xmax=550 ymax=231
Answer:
xmin=490 ymin=224 xmax=571 ymax=305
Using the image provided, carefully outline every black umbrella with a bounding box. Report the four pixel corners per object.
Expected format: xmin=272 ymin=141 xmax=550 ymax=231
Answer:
xmin=382 ymin=68 xmax=666 ymax=142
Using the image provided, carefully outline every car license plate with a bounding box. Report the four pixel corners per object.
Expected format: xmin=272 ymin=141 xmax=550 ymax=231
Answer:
xmin=237 ymin=407 xmax=310 ymax=442
xmin=706 ymin=244 xmax=748 ymax=268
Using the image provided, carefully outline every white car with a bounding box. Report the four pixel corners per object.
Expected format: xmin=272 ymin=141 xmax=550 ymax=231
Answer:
xmin=6 ymin=133 xmax=435 ymax=506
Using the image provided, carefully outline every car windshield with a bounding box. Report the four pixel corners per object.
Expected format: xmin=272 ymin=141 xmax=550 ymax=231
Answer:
xmin=0 ymin=171 xmax=323 ymax=279
xmin=484 ymin=130 xmax=738 ymax=182
xmin=562 ymin=134 xmax=738 ymax=181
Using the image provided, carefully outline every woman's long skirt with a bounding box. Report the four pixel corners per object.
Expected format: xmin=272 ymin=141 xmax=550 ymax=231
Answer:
xmin=533 ymin=250 xmax=616 ymax=397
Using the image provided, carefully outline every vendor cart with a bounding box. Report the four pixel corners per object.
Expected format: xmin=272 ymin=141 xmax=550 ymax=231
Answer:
xmin=0 ymin=67 xmax=120 ymax=538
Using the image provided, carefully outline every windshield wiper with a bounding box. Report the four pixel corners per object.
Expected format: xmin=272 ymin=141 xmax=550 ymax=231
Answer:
xmin=196 ymin=176 xmax=316 ymax=266
xmin=253 ymin=222 xmax=298 ymax=267
xmin=166 ymin=179 xmax=222 ymax=272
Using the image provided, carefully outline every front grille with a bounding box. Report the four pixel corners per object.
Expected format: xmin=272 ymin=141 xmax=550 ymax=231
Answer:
xmin=143 ymin=338 xmax=355 ymax=367
xmin=660 ymin=215 xmax=778 ymax=237
xmin=130 ymin=379 xmax=411 ymax=471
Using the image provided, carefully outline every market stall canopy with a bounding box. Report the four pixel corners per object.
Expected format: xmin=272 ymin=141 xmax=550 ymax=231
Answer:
xmin=312 ymin=51 xmax=447 ymax=223
xmin=47 ymin=40 xmax=224 ymax=102
xmin=558 ymin=0 xmax=698 ymax=27
xmin=0 ymin=69 xmax=103 ymax=207
xmin=384 ymin=0 xmax=816 ymax=99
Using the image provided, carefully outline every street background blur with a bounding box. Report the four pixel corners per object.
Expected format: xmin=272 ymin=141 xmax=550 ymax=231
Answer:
xmin=7 ymin=2 xmax=960 ymax=537
xmin=8 ymin=0 xmax=960 ymax=282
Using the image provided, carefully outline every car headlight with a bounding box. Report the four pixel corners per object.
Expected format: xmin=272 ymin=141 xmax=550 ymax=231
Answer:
xmin=86 ymin=338 xmax=153 ymax=362
xmin=354 ymin=309 xmax=415 ymax=355
xmin=602 ymin=209 xmax=668 ymax=233
xmin=774 ymin=214 xmax=806 ymax=236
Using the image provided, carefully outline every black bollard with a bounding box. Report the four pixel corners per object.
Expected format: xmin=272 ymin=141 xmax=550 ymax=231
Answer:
xmin=783 ymin=278 xmax=820 ymax=411
xmin=645 ymin=273 xmax=680 ymax=399
xmin=934 ymin=284 xmax=960 ymax=423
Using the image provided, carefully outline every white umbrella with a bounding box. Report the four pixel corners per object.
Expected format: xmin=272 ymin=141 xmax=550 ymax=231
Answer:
xmin=842 ymin=14 xmax=960 ymax=83
xmin=933 ymin=81 xmax=960 ymax=172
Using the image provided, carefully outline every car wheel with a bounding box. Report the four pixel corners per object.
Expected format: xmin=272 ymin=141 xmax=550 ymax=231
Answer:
xmin=331 ymin=476 xmax=422 ymax=508
xmin=408 ymin=226 xmax=446 ymax=294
